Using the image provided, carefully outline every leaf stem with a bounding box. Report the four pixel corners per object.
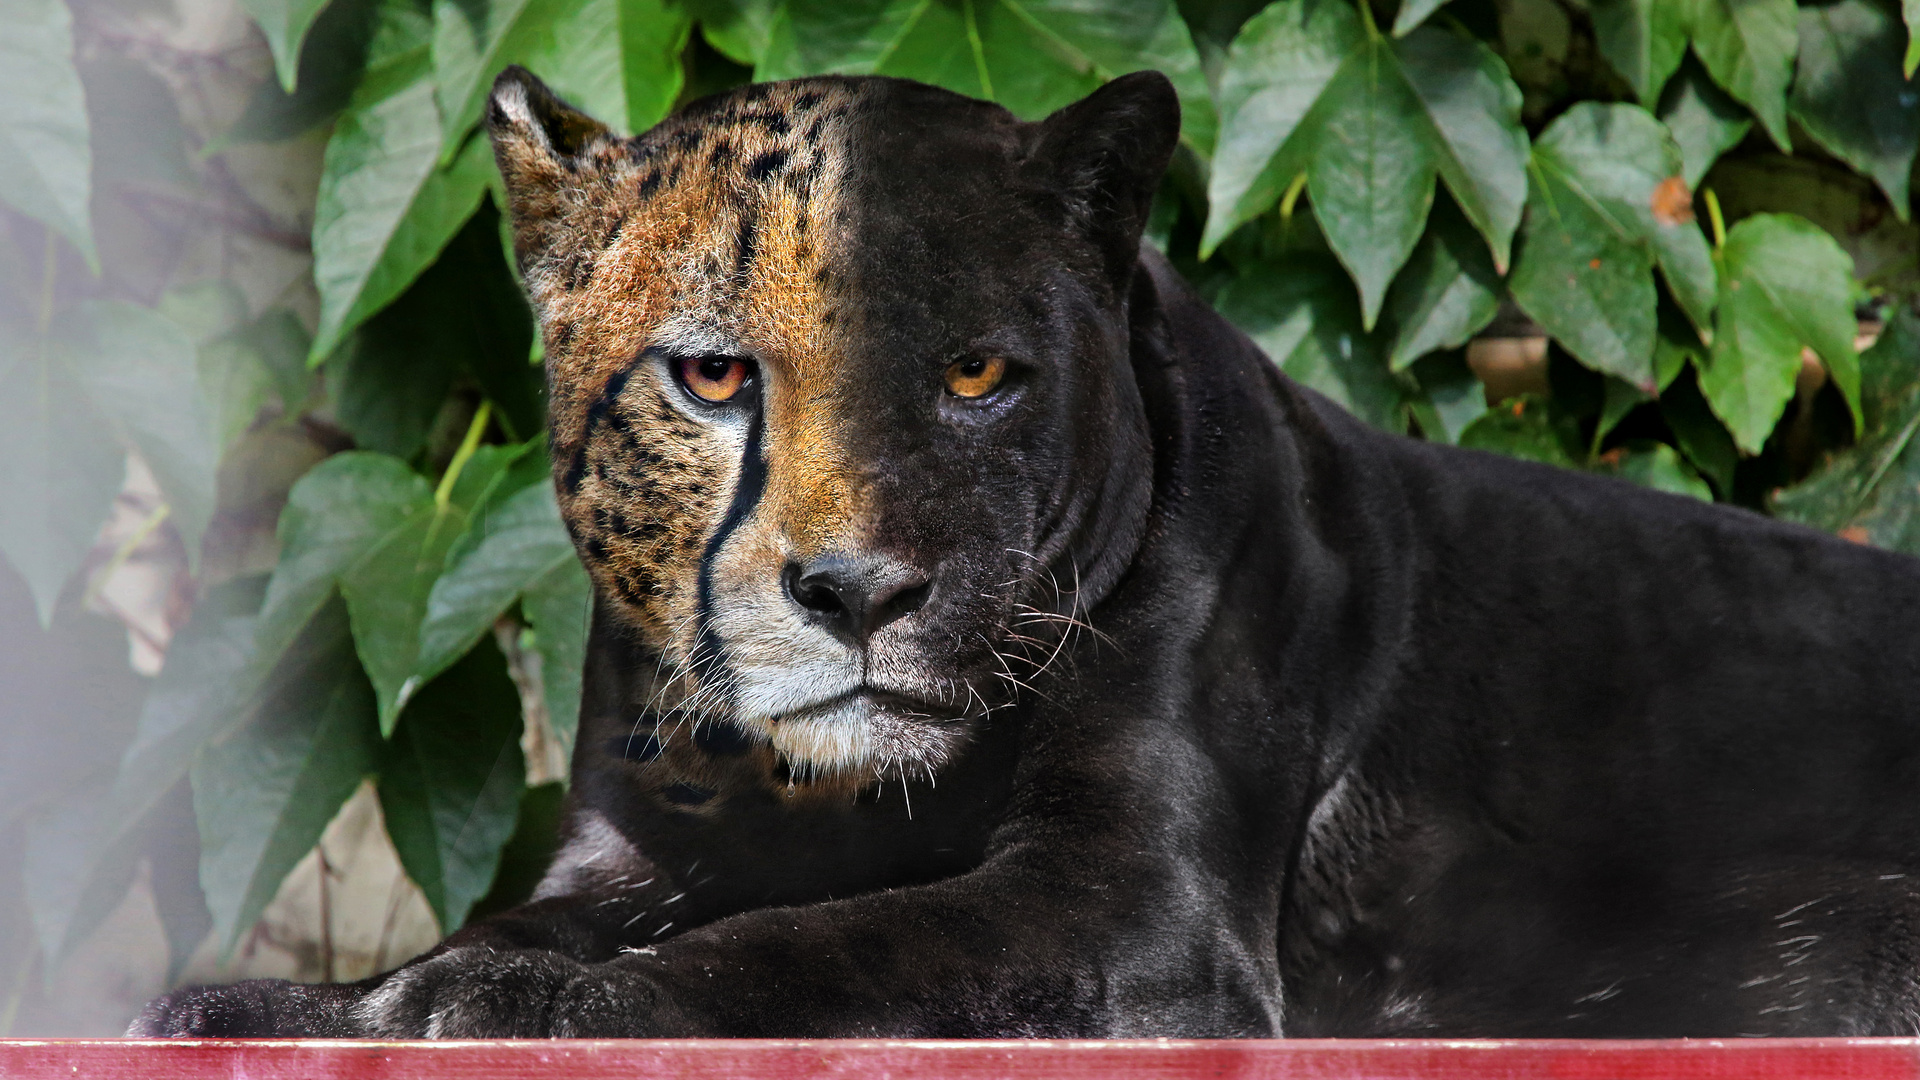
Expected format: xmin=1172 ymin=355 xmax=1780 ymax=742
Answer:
xmin=1703 ymin=188 xmax=1727 ymax=251
xmin=1356 ymin=0 xmax=1380 ymax=39
xmin=963 ymin=0 xmax=994 ymax=100
xmin=81 ymin=502 xmax=173 ymax=611
xmin=1279 ymin=171 xmax=1309 ymax=222
xmin=435 ymin=400 xmax=493 ymax=512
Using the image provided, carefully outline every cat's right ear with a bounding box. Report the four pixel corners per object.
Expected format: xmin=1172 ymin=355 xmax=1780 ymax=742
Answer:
xmin=486 ymin=66 xmax=616 ymax=270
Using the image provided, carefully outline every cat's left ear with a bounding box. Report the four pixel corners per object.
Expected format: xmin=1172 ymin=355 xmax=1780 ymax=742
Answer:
xmin=1028 ymin=71 xmax=1181 ymax=289
xmin=486 ymin=65 xmax=618 ymax=271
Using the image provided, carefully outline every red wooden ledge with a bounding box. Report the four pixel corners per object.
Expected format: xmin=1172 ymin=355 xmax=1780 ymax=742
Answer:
xmin=3 ymin=1038 xmax=1919 ymax=1079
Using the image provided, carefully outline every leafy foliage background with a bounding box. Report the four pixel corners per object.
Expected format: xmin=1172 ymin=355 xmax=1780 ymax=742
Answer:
xmin=4 ymin=0 xmax=1920 ymax=1034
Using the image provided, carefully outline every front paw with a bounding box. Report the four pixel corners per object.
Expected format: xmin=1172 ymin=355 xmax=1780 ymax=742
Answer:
xmin=355 ymin=948 xmax=656 ymax=1037
xmin=129 ymin=979 xmax=368 ymax=1036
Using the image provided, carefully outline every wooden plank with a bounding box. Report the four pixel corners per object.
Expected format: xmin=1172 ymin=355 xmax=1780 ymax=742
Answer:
xmin=1 ymin=1039 xmax=1918 ymax=1080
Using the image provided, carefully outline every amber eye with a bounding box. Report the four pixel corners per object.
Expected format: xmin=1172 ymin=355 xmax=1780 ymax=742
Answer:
xmin=677 ymin=355 xmax=749 ymax=402
xmin=944 ymin=356 xmax=1006 ymax=399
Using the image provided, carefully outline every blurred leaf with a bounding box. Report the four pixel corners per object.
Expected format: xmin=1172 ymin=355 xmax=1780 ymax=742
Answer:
xmin=1597 ymin=376 xmax=1650 ymax=443
xmin=1685 ymin=0 xmax=1796 ymax=152
xmin=97 ymin=591 xmax=272 ymax=896
xmin=0 ymin=575 xmax=145 ymax=831
xmin=1906 ymin=0 xmax=1920 ymax=74
xmin=379 ymin=638 xmax=525 ymax=933
xmin=1773 ymin=307 xmax=1920 ymax=551
xmin=691 ymin=0 xmax=778 ymax=64
xmin=764 ymin=0 xmax=1216 ymax=153
xmin=1405 ymin=351 xmax=1487 ymax=444
xmin=1 ymin=569 xmax=147 ymax=966
xmin=1214 ymin=255 xmax=1406 ymax=431
xmin=1390 ymin=0 xmax=1450 ymax=36
xmin=1702 ymin=212 xmax=1858 ymax=453
xmin=1791 ymin=0 xmax=1918 ymax=222
xmin=1657 ymin=58 xmax=1751 ymax=188
xmin=1459 ymin=395 xmax=1578 ymax=467
xmin=1590 ymin=0 xmax=1687 ymax=104
xmin=1510 ymin=103 xmax=1716 ymax=388
xmin=192 ymin=597 xmax=378 ymax=952
xmin=241 ymin=0 xmax=340 ymax=91
xmin=0 ymin=321 xmax=122 ymax=626
xmin=1602 ymin=441 xmax=1713 ymax=500
xmin=60 ymin=301 xmax=219 ymax=566
xmin=1654 ymin=299 xmax=1702 ymax=392
xmin=142 ymin=780 xmax=211 ymax=983
xmin=0 ymin=0 xmax=95 ymax=265
xmin=225 ymin=0 xmax=383 ymax=143
xmin=238 ymin=309 xmax=316 ymax=412
xmin=1205 ymin=0 xmax=1526 ymax=325
xmin=420 ymin=482 xmax=588 ymax=753
xmin=1378 ymin=195 xmax=1501 ymax=371
xmin=309 ymin=50 xmax=493 ymax=364
xmin=21 ymin=777 xmax=141 ymax=970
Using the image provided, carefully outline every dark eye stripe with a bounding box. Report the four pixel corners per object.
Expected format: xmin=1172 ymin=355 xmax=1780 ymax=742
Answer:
xmin=692 ymin=402 xmax=767 ymax=683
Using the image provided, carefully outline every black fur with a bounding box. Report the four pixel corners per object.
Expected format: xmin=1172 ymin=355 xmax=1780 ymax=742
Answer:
xmin=134 ymin=71 xmax=1920 ymax=1039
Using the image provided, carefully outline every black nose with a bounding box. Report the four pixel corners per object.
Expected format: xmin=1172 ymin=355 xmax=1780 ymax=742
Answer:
xmin=783 ymin=555 xmax=931 ymax=645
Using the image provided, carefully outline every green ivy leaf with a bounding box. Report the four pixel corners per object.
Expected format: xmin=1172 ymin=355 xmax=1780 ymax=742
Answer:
xmin=1702 ymin=212 xmax=1859 ymax=454
xmin=1657 ymin=59 xmax=1750 ymax=188
xmin=1602 ymin=441 xmax=1714 ymax=501
xmin=261 ymin=452 xmax=484 ymax=733
xmin=240 ymin=0 xmax=340 ymax=91
xmin=1510 ymin=150 xmax=1656 ymax=388
xmin=1684 ymin=0 xmax=1796 ymax=152
xmin=340 ymin=496 xmax=468 ymax=735
xmin=547 ymin=0 xmax=690 ymax=136
xmin=1214 ymin=255 xmax=1407 ymax=432
xmin=0 ymin=0 xmax=95 ymax=265
xmin=191 ymin=598 xmax=379 ymax=953
xmin=1378 ymin=195 xmax=1501 ymax=371
xmin=1510 ymin=104 xmax=1715 ymax=388
xmin=1459 ymin=395 xmax=1577 ymax=467
xmin=432 ymin=0 xmax=539 ymax=151
xmin=1590 ymin=0 xmax=1688 ymax=104
xmin=1404 ymin=353 xmax=1487 ymax=444
xmin=690 ymin=0 xmax=778 ymax=64
xmin=1773 ymin=307 xmax=1920 ymax=552
xmin=1791 ymin=0 xmax=1918 ymax=222
xmin=308 ymin=48 xmax=492 ymax=364
xmin=764 ymin=0 xmax=1215 ymax=154
xmin=379 ymin=638 xmax=525 ymax=933
xmin=420 ymin=482 xmax=590 ymax=755
xmin=434 ymin=0 xmax=687 ymax=153
xmin=1205 ymin=0 xmax=1527 ymax=326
